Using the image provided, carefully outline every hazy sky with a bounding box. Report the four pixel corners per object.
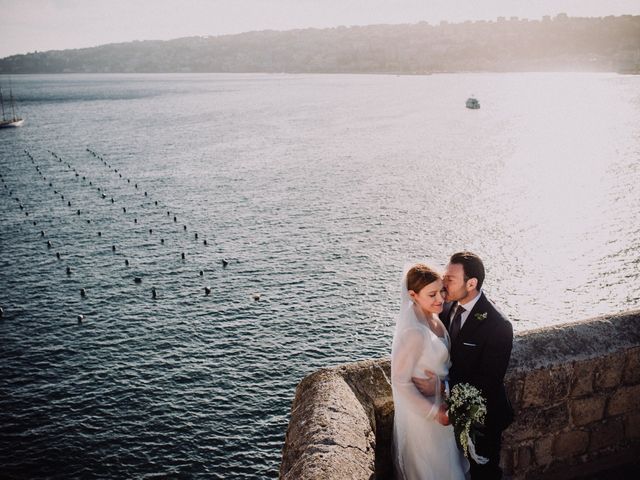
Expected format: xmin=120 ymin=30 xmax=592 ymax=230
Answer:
xmin=2 ymin=0 xmax=640 ymax=58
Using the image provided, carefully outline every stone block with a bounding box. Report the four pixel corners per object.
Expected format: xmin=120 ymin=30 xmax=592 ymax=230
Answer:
xmin=506 ymin=404 xmax=568 ymax=442
xmin=553 ymin=430 xmax=589 ymax=458
xmin=622 ymin=347 xmax=640 ymax=385
xmin=505 ymin=374 xmax=525 ymax=411
xmin=280 ymin=369 xmax=375 ymax=480
xmin=500 ymin=447 xmax=515 ymax=476
xmin=570 ymin=359 xmax=595 ymax=398
xmin=624 ymin=411 xmax=640 ymax=439
xmin=516 ymin=445 xmax=533 ymax=470
xmin=570 ymin=395 xmax=606 ymax=427
xmin=534 ymin=435 xmax=554 ymax=466
xmin=594 ymin=353 xmax=624 ymax=391
xmin=589 ymin=418 xmax=624 ymax=452
xmin=607 ymin=384 xmax=640 ymax=416
xmin=522 ymin=366 xmax=571 ymax=408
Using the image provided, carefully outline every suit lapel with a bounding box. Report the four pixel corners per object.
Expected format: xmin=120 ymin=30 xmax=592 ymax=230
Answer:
xmin=456 ymin=292 xmax=490 ymax=344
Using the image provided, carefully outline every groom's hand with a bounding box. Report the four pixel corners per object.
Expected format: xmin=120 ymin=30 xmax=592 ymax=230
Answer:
xmin=412 ymin=370 xmax=447 ymax=397
xmin=412 ymin=370 xmax=438 ymax=396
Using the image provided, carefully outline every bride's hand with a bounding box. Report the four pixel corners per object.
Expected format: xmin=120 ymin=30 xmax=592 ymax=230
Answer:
xmin=436 ymin=404 xmax=450 ymax=426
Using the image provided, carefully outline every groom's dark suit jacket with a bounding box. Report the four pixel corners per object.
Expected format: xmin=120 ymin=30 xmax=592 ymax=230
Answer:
xmin=440 ymin=292 xmax=514 ymax=432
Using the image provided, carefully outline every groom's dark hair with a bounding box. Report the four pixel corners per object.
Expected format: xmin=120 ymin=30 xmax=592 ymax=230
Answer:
xmin=450 ymin=251 xmax=485 ymax=291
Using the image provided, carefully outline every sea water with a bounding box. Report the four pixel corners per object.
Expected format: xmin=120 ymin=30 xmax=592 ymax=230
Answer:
xmin=1 ymin=72 xmax=639 ymax=478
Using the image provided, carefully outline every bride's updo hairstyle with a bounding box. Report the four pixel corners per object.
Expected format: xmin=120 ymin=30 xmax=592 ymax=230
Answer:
xmin=406 ymin=264 xmax=440 ymax=293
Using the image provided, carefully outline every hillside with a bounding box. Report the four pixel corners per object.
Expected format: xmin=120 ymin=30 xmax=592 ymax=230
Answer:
xmin=1 ymin=14 xmax=639 ymax=74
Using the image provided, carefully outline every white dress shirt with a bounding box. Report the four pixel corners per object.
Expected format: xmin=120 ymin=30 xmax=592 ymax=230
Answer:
xmin=453 ymin=290 xmax=482 ymax=330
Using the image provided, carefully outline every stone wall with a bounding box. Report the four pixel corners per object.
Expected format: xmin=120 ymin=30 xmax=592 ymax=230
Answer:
xmin=280 ymin=309 xmax=640 ymax=479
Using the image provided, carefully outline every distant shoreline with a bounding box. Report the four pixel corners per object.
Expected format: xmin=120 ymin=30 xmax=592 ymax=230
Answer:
xmin=2 ymin=15 xmax=638 ymax=76
xmin=0 ymin=70 xmax=637 ymax=76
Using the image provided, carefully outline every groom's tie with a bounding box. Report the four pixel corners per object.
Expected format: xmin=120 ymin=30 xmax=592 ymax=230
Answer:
xmin=449 ymin=304 xmax=465 ymax=343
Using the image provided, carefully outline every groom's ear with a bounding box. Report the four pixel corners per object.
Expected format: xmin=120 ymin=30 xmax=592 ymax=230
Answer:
xmin=467 ymin=278 xmax=478 ymax=291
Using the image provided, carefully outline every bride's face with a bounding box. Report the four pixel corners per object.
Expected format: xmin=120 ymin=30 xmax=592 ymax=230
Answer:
xmin=410 ymin=279 xmax=445 ymax=316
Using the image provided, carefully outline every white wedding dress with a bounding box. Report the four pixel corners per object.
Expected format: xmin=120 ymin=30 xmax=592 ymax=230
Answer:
xmin=391 ymin=285 xmax=469 ymax=480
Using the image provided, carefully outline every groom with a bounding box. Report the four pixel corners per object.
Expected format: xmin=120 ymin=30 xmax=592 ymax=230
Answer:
xmin=413 ymin=251 xmax=514 ymax=480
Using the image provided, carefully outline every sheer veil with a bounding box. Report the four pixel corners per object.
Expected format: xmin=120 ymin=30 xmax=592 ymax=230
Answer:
xmin=391 ymin=265 xmax=421 ymax=357
xmin=391 ymin=264 xmax=441 ymax=366
xmin=391 ymin=265 xmax=457 ymax=479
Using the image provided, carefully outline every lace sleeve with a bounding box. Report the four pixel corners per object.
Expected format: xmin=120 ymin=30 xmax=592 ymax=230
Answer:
xmin=391 ymin=327 xmax=441 ymax=420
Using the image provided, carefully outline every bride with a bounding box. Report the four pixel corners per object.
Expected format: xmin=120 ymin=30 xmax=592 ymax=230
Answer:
xmin=391 ymin=263 xmax=469 ymax=479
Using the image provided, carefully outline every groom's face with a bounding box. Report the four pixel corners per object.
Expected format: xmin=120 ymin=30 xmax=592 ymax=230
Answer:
xmin=443 ymin=263 xmax=469 ymax=302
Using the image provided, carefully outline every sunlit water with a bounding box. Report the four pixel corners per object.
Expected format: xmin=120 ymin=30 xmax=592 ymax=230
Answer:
xmin=1 ymin=73 xmax=639 ymax=478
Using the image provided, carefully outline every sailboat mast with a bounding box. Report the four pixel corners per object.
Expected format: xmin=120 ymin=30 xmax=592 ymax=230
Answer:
xmin=0 ymin=86 xmax=6 ymax=121
xmin=9 ymin=88 xmax=16 ymax=120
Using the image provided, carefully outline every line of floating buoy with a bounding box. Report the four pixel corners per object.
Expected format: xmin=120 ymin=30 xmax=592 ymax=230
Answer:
xmin=5 ymin=148 xmax=238 ymax=307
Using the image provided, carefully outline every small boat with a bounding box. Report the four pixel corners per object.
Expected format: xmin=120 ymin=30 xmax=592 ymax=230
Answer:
xmin=0 ymin=83 xmax=24 ymax=128
xmin=465 ymin=97 xmax=480 ymax=110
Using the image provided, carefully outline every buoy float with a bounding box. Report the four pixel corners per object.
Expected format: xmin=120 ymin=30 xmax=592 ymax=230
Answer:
xmin=205 ymin=287 xmax=211 ymax=296
xmin=66 ymin=266 xmax=72 ymax=275
xmin=56 ymin=252 xmax=61 ymax=259
xmin=125 ymin=259 xmax=129 ymax=266
xmin=152 ymin=287 xmax=157 ymax=299
xmin=181 ymin=252 xmax=186 ymax=260
xmin=134 ymin=277 xmax=142 ymax=284
xmin=47 ymin=240 xmax=52 ymax=248
xmin=80 ymin=288 xmax=86 ymax=297
xmin=222 ymin=259 xmax=229 ymax=268
xmin=252 ymin=293 xmax=261 ymax=301
xmin=112 ymin=245 xmax=116 ymax=252
xmin=199 ymin=270 xmax=204 ymax=276
xmin=77 ymin=314 xmax=84 ymax=324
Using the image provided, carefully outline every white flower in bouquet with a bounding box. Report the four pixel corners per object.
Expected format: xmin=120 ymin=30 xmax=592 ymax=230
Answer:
xmin=446 ymin=382 xmax=489 ymax=464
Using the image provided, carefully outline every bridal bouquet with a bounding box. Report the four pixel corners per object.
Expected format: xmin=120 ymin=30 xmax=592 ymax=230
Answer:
xmin=446 ymin=383 xmax=489 ymax=464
